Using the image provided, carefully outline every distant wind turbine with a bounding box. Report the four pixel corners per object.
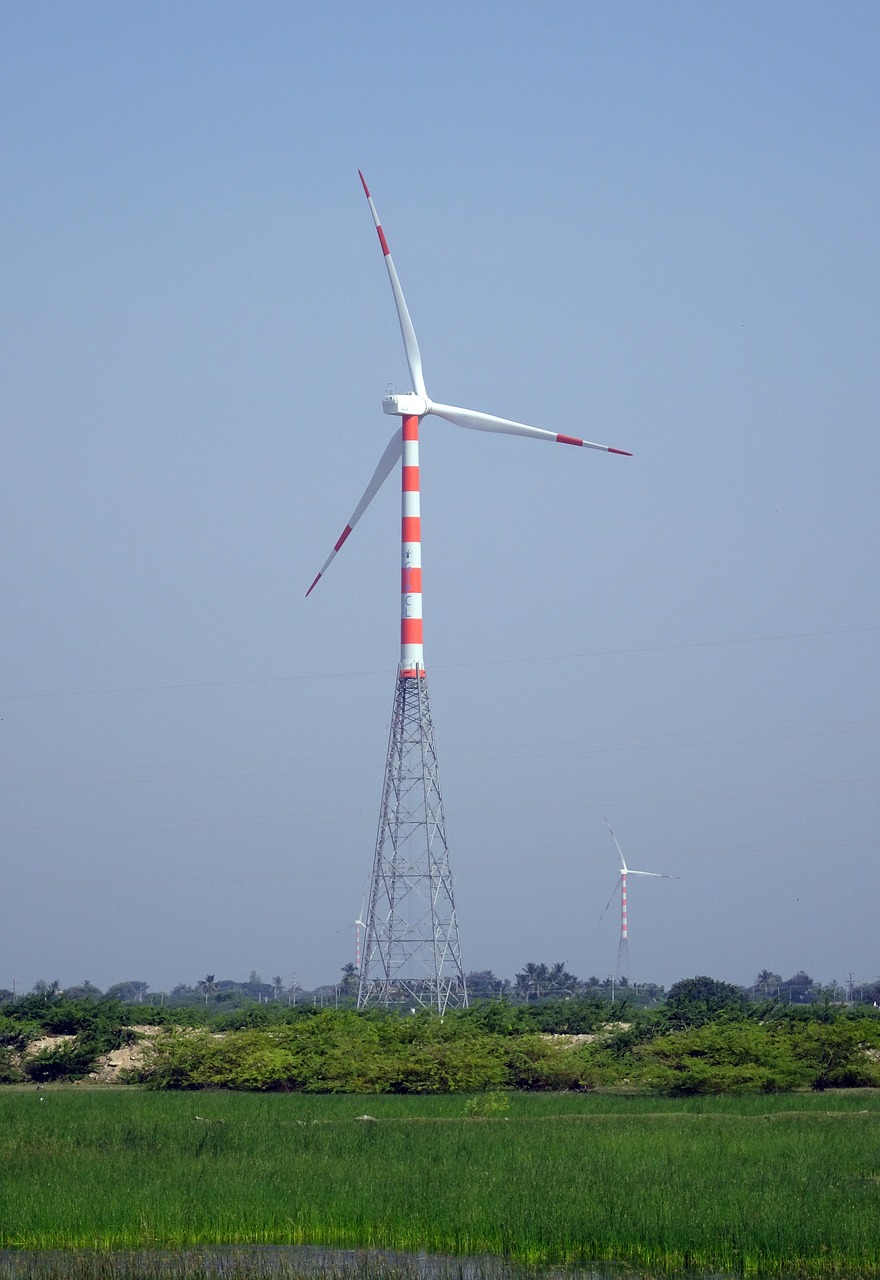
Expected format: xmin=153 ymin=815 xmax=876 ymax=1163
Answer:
xmin=599 ymin=814 xmax=679 ymax=984
xmin=355 ymin=898 xmax=367 ymax=973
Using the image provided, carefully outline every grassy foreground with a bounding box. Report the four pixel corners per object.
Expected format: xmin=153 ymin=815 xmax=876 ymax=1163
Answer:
xmin=3 ymin=1089 xmax=880 ymax=1276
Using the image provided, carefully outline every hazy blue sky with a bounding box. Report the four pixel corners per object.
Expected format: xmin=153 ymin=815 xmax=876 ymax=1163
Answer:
xmin=1 ymin=1 xmax=878 ymax=995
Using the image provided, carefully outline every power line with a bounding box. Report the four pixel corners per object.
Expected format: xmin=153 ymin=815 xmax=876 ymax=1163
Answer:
xmin=1 ymin=624 xmax=877 ymax=701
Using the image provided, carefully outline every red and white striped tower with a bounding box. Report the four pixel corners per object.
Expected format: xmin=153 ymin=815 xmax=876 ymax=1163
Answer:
xmin=307 ymin=174 xmax=632 ymax=1012
xmin=400 ymin=414 xmax=423 ymax=678
xmin=356 ymin=406 xmax=465 ymax=1012
xmin=617 ymin=868 xmax=630 ymax=984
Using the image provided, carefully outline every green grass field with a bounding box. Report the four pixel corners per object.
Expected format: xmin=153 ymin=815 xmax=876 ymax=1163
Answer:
xmin=3 ymin=1088 xmax=880 ymax=1276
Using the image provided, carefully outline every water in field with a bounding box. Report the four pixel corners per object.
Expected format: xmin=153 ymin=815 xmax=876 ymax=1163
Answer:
xmin=0 ymin=1247 xmax=731 ymax=1280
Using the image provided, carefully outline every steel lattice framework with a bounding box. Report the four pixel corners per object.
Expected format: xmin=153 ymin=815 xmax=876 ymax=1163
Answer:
xmin=357 ymin=667 xmax=467 ymax=1013
xmin=616 ymin=934 xmax=631 ymax=985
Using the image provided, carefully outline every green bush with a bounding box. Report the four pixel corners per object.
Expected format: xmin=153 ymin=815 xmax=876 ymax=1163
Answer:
xmin=120 ymin=1003 xmax=880 ymax=1096
xmin=503 ymin=1035 xmax=591 ymax=1090
xmin=464 ymin=1090 xmax=510 ymax=1115
xmin=24 ymin=1038 xmax=97 ymax=1084
xmin=520 ymin=996 xmax=613 ymax=1035
xmin=135 ymin=1016 xmax=397 ymax=1092
xmin=0 ymin=1046 xmax=23 ymax=1083
xmin=789 ymin=1019 xmax=880 ymax=1090
xmin=628 ymin=1020 xmax=880 ymax=1094
xmin=663 ymin=976 xmax=750 ymax=1028
xmin=389 ymin=1036 xmax=508 ymax=1093
xmin=128 ymin=1028 xmax=220 ymax=1089
xmin=0 ymin=1015 xmax=41 ymax=1050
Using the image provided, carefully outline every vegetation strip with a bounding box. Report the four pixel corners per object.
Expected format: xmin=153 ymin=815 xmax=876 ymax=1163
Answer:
xmin=5 ymin=979 xmax=880 ymax=1094
xmin=2 ymin=1091 xmax=880 ymax=1276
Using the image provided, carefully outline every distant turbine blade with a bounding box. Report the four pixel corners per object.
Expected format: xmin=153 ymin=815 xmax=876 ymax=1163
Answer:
xmin=628 ymin=869 xmax=680 ymax=879
xmin=306 ymin=428 xmax=402 ymax=596
xmin=358 ymin=171 xmax=428 ymax=400
xmin=598 ymin=877 xmax=621 ymax=923
xmin=603 ymin=812 xmax=628 ymax=873
xmin=428 ymin=402 xmax=632 ymax=455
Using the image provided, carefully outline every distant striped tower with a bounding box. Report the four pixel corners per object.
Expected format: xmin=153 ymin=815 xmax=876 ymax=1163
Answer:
xmin=617 ymin=867 xmax=631 ymax=983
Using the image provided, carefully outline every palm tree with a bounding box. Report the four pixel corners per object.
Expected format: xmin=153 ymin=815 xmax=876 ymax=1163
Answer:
xmin=516 ymin=962 xmax=550 ymax=1001
xmin=339 ymin=962 xmax=358 ymax=997
xmin=272 ymin=975 xmax=284 ymax=1001
xmin=754 ymin=969 xmax=783 ymax=998
xmin=197 ymin=974 xmax=217 ymax=1007
xmin=548 ymin=961 xmax=578 ymax=995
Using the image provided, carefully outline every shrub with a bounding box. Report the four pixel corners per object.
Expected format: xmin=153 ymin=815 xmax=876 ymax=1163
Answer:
xmin=0 ymin=1046 xmax=23 ymax=1083
xmin=663 ymin=976 xmax=749 ymax=1028
xmin=635 ymin=1023 xmax=812 ymax=1094
xmin=389 ymin=1037 xmax=508 ymax=1093
xmin=0 ymin=1016 xmax=41 ymax=1050
xmin=789 ymin=1020 xmax=880 ymax=1090
xmin=464 ymin=1091 xmax=510 ymax=1116
xmin=24 ymin=1039 xmax=97 ymax=1084
xmin=504 ymin=1036 xmax=589 ymax=1090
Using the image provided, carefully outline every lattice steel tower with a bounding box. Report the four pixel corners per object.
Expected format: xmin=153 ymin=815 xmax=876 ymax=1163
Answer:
xmin=358 ymin=659 xmax=465 ymax=1012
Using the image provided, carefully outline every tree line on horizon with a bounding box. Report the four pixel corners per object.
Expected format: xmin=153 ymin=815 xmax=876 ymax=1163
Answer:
xmin=2 ymin=962 xmax=877 ymax=1010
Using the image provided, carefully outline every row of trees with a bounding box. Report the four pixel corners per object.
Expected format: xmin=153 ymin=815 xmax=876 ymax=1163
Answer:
xmin=4 ymin=965 xmax=877 ymax=1010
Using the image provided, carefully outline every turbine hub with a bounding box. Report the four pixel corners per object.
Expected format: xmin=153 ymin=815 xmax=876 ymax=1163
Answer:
xmin=383 ymin=393 xmax=428 ymax=418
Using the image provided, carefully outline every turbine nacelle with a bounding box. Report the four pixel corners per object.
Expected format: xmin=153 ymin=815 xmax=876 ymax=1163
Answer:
xmin=383 ymin=392 xmax=429 ymax=418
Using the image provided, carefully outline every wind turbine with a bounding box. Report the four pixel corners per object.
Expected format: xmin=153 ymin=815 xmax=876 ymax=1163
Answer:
xmin=307 ymin=173 xmax=632 ymax=1013
xmin=354 ymin=900 xmax=367 ymax=974
xmin=600 ymin=814 xmax=678 ymax=985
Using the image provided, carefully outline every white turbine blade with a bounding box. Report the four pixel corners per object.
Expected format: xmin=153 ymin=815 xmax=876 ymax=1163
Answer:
xmin=305 ymin=428 xmax=402 ymax=596
xmin=603 ymin=812 xmax=628 ymax=873
xmin=598 ymin=880 xmax=619 ymax=921
xmin=627 ymin=868 xmax=681 ymax=879
xmin=359 ymin=171 xmax=427 ymax=400
xmin=429 ymin=402 xmax=632 ymax=455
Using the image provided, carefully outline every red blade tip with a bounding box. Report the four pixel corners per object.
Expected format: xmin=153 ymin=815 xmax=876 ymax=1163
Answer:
xmin=608 ymin=447 xmax=633 ymax=456
xmin=358 ymin=170 xmax=370 ymax=197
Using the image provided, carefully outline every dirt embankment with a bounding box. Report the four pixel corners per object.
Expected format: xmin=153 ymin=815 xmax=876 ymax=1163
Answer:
xmin=19 ymin=1026 xmax=163 ymax=1083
